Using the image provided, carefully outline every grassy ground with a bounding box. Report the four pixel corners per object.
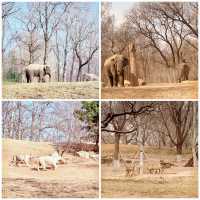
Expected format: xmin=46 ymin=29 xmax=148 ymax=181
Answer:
xmin=3 ymin=81 xmax=99 ymax=99
xmin=102 ymin=176 xmax=197 ymax=198
xmin=102 ymin=81 xmax=198 ymax=99
xmin=101 ymin=144 xmax=198 ymax=198
xmin=2 ymin=139 xmax=99 ymax=198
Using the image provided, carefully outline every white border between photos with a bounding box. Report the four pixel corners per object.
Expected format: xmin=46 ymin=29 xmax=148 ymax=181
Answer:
xmin=0 ymin=0 xmax=200 ymax=200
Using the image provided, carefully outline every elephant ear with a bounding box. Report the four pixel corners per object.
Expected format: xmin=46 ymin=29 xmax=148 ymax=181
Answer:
xmin=123 ymin=57 xmax=129 ymax=67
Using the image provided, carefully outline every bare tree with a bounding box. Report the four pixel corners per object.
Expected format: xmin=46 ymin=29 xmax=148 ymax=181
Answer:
xmin=2 ymin=2 xmax=18 ymax=64
xmin=192 ymin=102 xmax=198 ymax=167
xmin=16 ymin=7 xmax=41 ymax=64
xmin=53 ymin=29 xmax=61 ymax=81
xmin=159 ymin=102 xmax=193 ymax=155
xmin=36 ymin=2 xmax=71 ymax=64
xmin=75 ymin=44 xmax=98 ymax=81
xmin=102 ymin=102 xmax=155 ymax=168
xmin=2 ymin=102 xmax=86 ymax=143
xmin=72 ymin=21 xmax=98 ymax=81
xmin=127 ymin=3 xmax=194 ymax=69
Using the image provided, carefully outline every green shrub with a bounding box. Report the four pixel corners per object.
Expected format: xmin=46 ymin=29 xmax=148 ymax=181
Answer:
xmin=6 ymin=69 xmax=22 ymax=82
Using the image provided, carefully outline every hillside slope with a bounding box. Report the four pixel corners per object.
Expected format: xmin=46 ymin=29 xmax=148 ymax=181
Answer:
xmin=2 ymin=139 xmax=99 ymax=198
xmin=3 ymin=81 xmax=99 ymax=99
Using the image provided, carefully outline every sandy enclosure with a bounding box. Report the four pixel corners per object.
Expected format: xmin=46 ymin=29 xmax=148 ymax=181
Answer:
xmin=2 ymin=139 xmax=99 ymax=198
xmin=102 ymin=81 xmax=198 ymax=99
xmin=101 ymin=144 xmax=198 ymax=198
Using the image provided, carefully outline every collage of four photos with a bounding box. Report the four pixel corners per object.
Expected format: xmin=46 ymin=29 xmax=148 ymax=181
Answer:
xmin=1 ymin=1 xmax=198 ymax=198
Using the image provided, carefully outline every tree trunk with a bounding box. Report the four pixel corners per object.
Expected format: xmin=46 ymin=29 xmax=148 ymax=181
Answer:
xmin=128 ymin=43 xmax=139 ymax=86
xmin=123 ymin=135 xmax=127 ymax=144
xmin=192 ymin=103 xmax=197 ymax=167
xmin=113 ymin=133 xmax=120 ymax=168
xmin=139 ymin=144 xmax=144 ymax=175
xmin=62 ymin=32 xmax=68 ymax=81
xmin=176 ymin=123 xmax=183 ymax=155
xmin=76 ymin=67 xmax=81 ymax=81
xmin=43 ymin=38 xmax=48 ymax=64
xmin=62 ymin=59 xmax=67 ymax=81
xmin=176 ymin=143 xmax=183 ymax=155
xmin=57 ymin=63 xmax=60 ymax=81
xmin=69 ymin=50 xmax=75 ymax=82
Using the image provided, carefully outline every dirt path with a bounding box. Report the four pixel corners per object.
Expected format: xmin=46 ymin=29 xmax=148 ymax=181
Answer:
xmin=102 ymin=81 xmax=198 ymax=99
xmin=3 ymin=81 xmax=99 ymax=99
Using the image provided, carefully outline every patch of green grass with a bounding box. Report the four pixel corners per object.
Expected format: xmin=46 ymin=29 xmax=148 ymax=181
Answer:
xmin=3 ymin=81 xmax=18 ymax=85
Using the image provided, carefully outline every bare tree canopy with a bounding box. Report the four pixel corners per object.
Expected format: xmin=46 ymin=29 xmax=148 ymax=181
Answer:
xmin=2 ymin=2 xmax=99 ymax=82
xmin=101 ymin=2 xmax=198 ymax=84
xmin=102 ymin=101 xmax=197 ymax=156
xmin=2 ymin=101 xmax=98 ymax=144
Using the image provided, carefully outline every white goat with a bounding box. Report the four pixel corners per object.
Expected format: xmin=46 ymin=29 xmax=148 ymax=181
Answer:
xmin=124 ymin=80 xmax=131 ymax=87
xmin=51 ymin=151 xmax=65 ymax=164
xmin=11 ymin=154 xmax=31 ymax=167
xmin=30 ymin=151 xmax=65 ymax=171
xmin=38 ymin=156 xmax=58 ymax=170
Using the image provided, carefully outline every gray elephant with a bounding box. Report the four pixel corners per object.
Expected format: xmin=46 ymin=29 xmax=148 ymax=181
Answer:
xmin=104 ymin=54 xmax=129 ymax=87
xmin=177 ymin=59 xmax=190 ymax=83
xmin=24 ymin=64 xmax=51 ymax=83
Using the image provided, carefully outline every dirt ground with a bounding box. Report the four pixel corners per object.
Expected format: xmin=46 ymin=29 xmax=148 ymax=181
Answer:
xmin=3 ymin=81 xmax=99 ymax=99
xmin=101 ymin=144 xmax=198 ymax=198
xmin=101 ymin=81 xmax=198 ymax=99
xmin=2 ymin=139 xmax=99 ymax=198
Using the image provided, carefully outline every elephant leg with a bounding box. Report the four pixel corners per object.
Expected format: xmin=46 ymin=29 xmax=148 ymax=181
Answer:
xmin=25 ymin=71 xmax=30 ymax=83
xmin=26 ymin=76 xmax=29 ymax=83
xmin=185 ymin=70 xmax=189 ymax=80
xmin=29 ymin=75 xmax=33 ymax=83
xmin=38 ymin=76 xmax=41 ymax=82
xmin=38 ymin=71 xmax=43 ymax=82
xmin=109 ymin=64 xmax=118 ymax=87
xmin=113 ymin=74 xmax=118 ymax=87
xmin=108 ymin=75 xmax=113 ymax=87
xmin=118 ymin=73 xmax=124 ymax=87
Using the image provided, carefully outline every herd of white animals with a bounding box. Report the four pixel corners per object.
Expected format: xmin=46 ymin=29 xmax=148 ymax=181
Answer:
xmin=9 ymin=151 xmax=98 ymax=171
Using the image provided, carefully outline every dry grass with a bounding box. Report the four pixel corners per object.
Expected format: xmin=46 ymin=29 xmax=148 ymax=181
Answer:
xmin=2 ymin=138 xmax=99 ymax=198
xmin=102 ymin=144 xmax=191 ymax=159
xmin=102 ymin=81 xmax=198 ymax=99
xmin=3 ymin=81 xmax=99 ymax=99
xmin=101 ymin=144 xmax=198 ymax=198
xmin=102 ymin=175 xmax=198 ymax=198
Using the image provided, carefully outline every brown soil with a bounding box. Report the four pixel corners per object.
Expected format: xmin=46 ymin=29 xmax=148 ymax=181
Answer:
xmin=2 ymin=139 xmax=99 ymax=198
xmin=101 ymin=81 xmax=198 ymax=99
xmin=101 ymin=144 xmax=198 ymax=198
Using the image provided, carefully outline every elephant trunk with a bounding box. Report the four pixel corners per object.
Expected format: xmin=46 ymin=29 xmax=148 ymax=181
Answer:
xmin=47 ymin=73 xmax=51 ymax=81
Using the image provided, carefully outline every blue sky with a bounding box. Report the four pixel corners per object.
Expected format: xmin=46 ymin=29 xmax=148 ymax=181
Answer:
xmin=3 ymin=2 xmax=99 ymax=55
